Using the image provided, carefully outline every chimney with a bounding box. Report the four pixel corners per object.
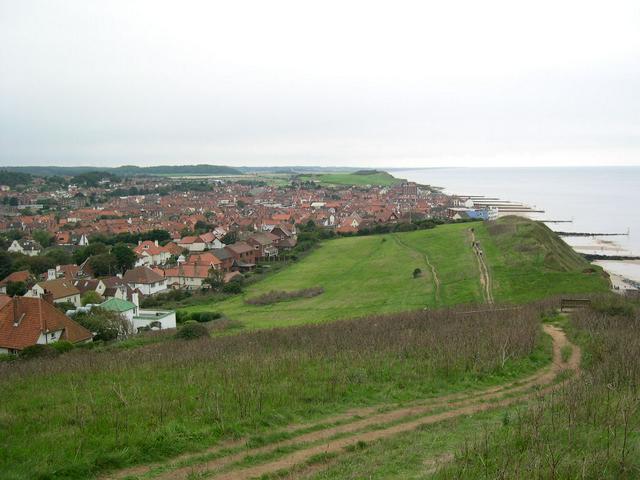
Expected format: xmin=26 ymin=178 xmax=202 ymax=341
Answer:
xmin=138 ymin=240 xmax=142 ymax=246
xmin=47 ymin=268 xmax=57 ymax=281
xmin=42 ymin=289 xmax=54 ymax=304
xmin=155 ymin=240 xmax=159 ymax=247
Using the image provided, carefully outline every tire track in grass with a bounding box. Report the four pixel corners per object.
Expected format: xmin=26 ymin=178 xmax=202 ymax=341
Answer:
xmin=391 ymin=234 xmax=441 ymax=305
xmin=469 ymin=228 xmax=494 ymax=304
xmin=106 ymin=325 xmax=576 ymax=480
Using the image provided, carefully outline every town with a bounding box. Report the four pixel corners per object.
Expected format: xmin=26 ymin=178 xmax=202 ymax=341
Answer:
xmin=0 ymin=168 xmax=497 ymax=354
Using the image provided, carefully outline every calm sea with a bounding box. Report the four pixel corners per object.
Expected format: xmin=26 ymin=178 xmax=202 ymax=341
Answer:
xmin=396 ymin=167 xmax=640 ymax=279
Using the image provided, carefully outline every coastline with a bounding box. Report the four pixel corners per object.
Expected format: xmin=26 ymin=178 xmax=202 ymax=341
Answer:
xmin=401 ymin=169 xmax=640 ymax=292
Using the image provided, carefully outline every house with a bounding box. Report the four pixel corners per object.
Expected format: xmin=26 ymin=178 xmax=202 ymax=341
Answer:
xmin=224 ymin=242 xmax=257 ymax=269
xmin=210 ymin=248 xmax=234 ymax=273
xmin=102 ymin=276 xmax=142 ymax=303
xmin=133 ymin=240 xmax=171 ymax=266
xmin=177 ymin=236 xmax=206 ymax=252
xmin=0 ymin=270 xmax=33 ymax=294
xmin=247 ymin=232 xmax=279 ymax=259
xmin=163 ymin=263 xmax=212 ymax=290
xmin=199 ymin=232 xmax=225 ymax=249
xmin=270 ymin=225 xmax=297 ymax=250
xmin=72 ymin=279 xmax=107 ymax=298
xmin=7 ymin=239 xmax=42 ymax=257
xmin=25 ymin=278 xmax=81 ymax=307
xmin=0 ymin=295 xmax=93 ymax=354
xmin=122 ymin=266 xmax=167 ymax=296
xmin=99 ymin=297 xmax=138 ymax=323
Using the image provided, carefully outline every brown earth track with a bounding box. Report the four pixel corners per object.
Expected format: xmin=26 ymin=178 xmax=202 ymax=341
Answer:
xmin=469 ymin=229 xmax=494 ymax=304
xmin=105 ymin=325 xmax=577 ymax=480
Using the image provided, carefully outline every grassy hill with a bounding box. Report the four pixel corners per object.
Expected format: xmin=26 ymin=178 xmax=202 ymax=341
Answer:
xmin=184 ymin=218 xmax=609 ymax=329
xmin=298 ymin=170 xmax=402 ymax=187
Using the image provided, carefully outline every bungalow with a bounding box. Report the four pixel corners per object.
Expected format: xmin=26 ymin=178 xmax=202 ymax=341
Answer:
xmin=122 ymin=266 xmax=167 ymax=296
xmin=99 ymin=297 xmax=138 ymax=323
xmin=133 ymin=240 xmax=171 ymax=266
xmin=0 ymin=296 xmax=93 ymax=354
xmin=7 ymin=239 xmax=42 ymax=257
xmin=25 ymin=278 xmax=81 ymax=307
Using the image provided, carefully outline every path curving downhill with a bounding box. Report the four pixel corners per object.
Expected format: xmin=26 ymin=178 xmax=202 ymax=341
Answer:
xmin=103 ymin=325 xmax=579 ymax=480
xmin=391 ymin=233 xmax=441 ymax=304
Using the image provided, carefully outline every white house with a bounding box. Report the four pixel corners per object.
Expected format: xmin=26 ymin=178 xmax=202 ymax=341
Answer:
xmin=7 ymin=239 xmax=42 ymax=257
xmin=122 ymin=266 xmax=167 ymax=296
xmin=133 ymin=240 xmax=172 ymax=266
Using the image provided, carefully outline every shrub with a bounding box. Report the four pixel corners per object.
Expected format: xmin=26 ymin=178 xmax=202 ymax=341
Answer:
xmin=175 ymin=323 xmax=210 ymax=340
xmin=0 ymin=353 xmax=15 ymax=363
xmin=245 ymin=287 xmax=324 ymax=306
xmin=19 ymin=344 xmax=59 ymax=360
xmin=192 ymin=311 xmax=222 ymax=323
xmin=222 ymin=280 xmax=243 ymax=294
xmin=52 ymin=341 xmax=74 ymax=354
xmin=413 ymin=268 xmax=422 ymax=278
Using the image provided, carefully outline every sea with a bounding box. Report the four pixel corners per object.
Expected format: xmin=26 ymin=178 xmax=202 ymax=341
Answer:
xmin=396 ymin=167 xmax=640 ymax=283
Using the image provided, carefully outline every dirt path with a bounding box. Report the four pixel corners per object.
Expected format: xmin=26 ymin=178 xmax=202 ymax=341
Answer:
xmin=469 ymin=228 xmax=494 ymax=304
xmin=104 ymin=325 xmax=578 ymax=480
xmin=392 ymin=234 xmax=441 ymax=304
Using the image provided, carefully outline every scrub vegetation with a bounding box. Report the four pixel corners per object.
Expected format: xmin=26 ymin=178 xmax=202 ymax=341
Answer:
xmin=0 ymin=304 xmax=547 ymax=480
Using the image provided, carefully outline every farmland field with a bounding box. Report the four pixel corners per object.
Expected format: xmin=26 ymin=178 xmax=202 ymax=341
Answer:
xmin=298 ymin=170 xmax=402 ymax=187
xmin=184 ymin=218 xmax=609 ymax=329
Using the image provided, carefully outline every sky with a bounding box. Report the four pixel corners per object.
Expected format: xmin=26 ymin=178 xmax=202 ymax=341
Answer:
xmin=1 ymin=0 xmax=639 ymax=168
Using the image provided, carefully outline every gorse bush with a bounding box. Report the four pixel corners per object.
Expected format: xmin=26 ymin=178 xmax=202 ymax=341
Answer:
xmin=0 ymin=303 xmax=544 ymax=479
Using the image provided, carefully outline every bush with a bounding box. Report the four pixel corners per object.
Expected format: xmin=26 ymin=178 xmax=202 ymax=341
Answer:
xmin=19 ymin=344 xmax=59 ymax=360
xmin=52 ymin=341 xmax=74 ymax=354
xmin=413 ymin=268 xmax=422 ymax=278
xmin=245 ymin=287 xmax=324 ymax=306
xmin=175 ymin=323 xmax=210 ymax=340
xmin=190 ymin=311 xmax=222 ymax=323
xmin=591 ymin=295 xmax=635 ymax=318
xmin=222 ymin=279 xmax=243 ymax=294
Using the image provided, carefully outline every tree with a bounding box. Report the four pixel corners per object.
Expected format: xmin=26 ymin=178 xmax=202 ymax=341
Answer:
xmin=222 ymin=231 xmax=237 ymax=244
xmin=111 ymin=243 xmax=136 ymax=273
xmin=44 ymin=248 xmax=72 ymax=266
xmin=73 ymin=242 xmax=107 ymax=265
xmin=203 ymin=267 xmax=225 ymax=290
xmin=0 ymin=251 xmax=12 ymax=279
xmin=413 ymin=268 xmax=422 ymax=278
xmin=74 ymin=307 xmax=132 ymax=341
xmin=87 ymin=253 xmax=117 ymax=277
xmin=6 ymin=281 xmax=27 ymax=297
xmin=32 ymin=230 xmax=54 ymax=248
xmin=81 ymin=290 xmax=103 ymax=306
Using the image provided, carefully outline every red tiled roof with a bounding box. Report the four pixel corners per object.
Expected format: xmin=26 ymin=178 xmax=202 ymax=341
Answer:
xmin=0 ymin=297 xmax=92 ymax=351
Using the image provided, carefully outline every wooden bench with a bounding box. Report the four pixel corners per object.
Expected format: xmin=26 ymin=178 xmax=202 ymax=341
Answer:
xmin=560 ymin=298 xmax=591 ymax=312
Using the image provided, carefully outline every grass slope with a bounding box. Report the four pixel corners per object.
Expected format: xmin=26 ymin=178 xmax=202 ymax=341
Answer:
xmin=185 ymin=218 xmax=608 ymax=328
xmin=298 ymin=171 xmax=401 ymax=187
xmin=477 ymin=216 xmax=609 ymax=303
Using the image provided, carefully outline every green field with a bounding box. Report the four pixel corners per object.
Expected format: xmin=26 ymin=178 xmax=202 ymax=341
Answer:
xmin=298 ymin=170 xmax=402 ymax=187
xmin=184 ymin=218 xmax=609 ymax=328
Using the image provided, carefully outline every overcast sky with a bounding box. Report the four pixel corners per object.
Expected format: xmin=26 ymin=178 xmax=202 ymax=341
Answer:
xmin=1 ymin=0 xmax=639 ymax=168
